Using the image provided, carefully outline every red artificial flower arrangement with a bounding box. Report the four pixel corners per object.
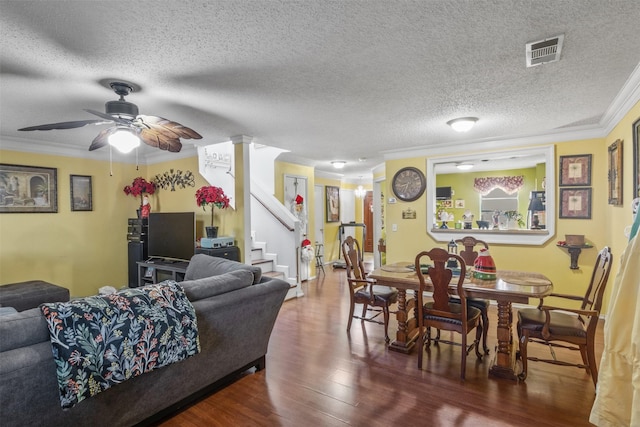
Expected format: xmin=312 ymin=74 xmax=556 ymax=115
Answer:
xmin=195 ymin=185 xmax=230 ymax=227
xmin=123 ymin=177 xmax=156 ymax=204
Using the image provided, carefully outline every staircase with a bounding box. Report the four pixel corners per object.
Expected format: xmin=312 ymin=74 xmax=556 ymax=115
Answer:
xmin=250 ymin=239 xmax=299 ymax=300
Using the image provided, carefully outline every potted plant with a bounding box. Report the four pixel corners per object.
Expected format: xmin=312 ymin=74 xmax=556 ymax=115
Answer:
xmin=123 ymin=177 xmax=156 ymax=218
xmin=503 ymin=210 xmax=525 ymax=229
xmin=195 ymin=185 xmax=230 ymax=238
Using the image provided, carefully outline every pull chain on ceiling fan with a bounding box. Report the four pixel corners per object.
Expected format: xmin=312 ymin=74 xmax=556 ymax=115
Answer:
xmin=18 ymin=81 xmax=202 ymax=153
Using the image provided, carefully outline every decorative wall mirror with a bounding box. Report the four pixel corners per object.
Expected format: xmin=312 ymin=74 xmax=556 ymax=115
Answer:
xmin=426 ymin=145 xmax=555 ymax=245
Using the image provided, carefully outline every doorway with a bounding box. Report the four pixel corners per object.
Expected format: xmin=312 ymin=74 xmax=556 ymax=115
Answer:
xmin=363 ymin=191 xmax=374 ymax=252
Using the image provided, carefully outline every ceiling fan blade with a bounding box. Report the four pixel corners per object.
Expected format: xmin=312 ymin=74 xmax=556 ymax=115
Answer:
xmin=138 ymin=115 xmax=202 ymax=140
xmin=89 ymin=127 xmax=117 ymax=151
xmin=139 ymin=128 xmax=182 ymax=152
xmin=18 ymin=119 xmax=110 ymax=131
xmin=84 ymin=109 xmax=130 ymax=126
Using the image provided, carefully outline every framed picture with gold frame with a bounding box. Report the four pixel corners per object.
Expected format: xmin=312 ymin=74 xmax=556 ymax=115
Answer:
xmin=325 ymin=185 xmax=340 ymax=222
xmin=608 ymin=139 xmax=623 ymax=205
xmin=633 ymin=118 xmax=639 ymax=199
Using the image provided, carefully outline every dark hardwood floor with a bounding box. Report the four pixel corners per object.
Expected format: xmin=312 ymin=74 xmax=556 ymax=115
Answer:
xmin=159 ymin=262 xmax=603 ymax=426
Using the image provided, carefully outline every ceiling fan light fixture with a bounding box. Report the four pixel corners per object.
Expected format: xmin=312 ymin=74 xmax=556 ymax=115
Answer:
xmin=447 ymin=117 xmax=478 ymax=133
xmin=331 ymin=161 xmax=346 ymax=169
xmin=108 ymin=128 xmax=140 ymax=153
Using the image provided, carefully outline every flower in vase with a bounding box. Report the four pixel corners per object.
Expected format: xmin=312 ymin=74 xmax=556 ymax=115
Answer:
xmin=195 ymin=185 xmax=230 ymax=227
xmin=123 ymin=177 xmax=156 ymax=206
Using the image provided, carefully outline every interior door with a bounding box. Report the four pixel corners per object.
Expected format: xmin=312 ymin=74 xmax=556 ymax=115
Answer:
xmin=363 ymin=191 xmax=374 ymax=251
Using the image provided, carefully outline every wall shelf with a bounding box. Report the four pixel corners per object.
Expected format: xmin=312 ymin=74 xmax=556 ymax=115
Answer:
xmin=557 ymin=244 xmax=593 ymax=269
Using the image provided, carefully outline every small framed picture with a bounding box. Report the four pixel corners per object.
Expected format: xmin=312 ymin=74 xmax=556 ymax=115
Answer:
xmin=70 ymin=175 xmax=92 ymax=211
xmin=326 ymin=185 xmax=340 ymax=222
xmin=559 ymin=187 xmax=592 ymax=219
xmin=608 ymin=139 xmax=623 ymax=206
xmin=454 ymin=199 xmax=465 ymax=208
xmin=559 ymin=154 xmax=592 ymax=186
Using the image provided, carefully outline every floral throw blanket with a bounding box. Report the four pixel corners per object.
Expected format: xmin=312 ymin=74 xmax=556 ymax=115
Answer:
xmin=40 ymin=280 xmax=200 ymax=408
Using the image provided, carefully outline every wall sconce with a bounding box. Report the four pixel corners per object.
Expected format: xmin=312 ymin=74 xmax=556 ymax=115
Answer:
xmin=331 ymin=161 xmax=346 ymax=169
xmin=447 ymin=117 xmax=478 ymax=133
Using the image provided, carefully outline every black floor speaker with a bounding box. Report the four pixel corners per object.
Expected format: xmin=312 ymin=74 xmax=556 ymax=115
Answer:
xmin=128 ymin=241 xmax=147 ymax=287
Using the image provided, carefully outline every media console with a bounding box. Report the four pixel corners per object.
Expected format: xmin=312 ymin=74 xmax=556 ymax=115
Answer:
xmin=136 ymin=259 xmax=189 ymax=288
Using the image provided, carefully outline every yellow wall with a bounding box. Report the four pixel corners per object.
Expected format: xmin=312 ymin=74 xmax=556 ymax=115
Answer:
xmin=381 ymin=99 xmax=639 ymax=314
xmin=0 ymin=150 xmax=147 ymax=297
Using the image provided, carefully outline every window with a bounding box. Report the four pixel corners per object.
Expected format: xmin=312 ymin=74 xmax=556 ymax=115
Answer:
xmin=480 ymin=188 xmax=518 ymax=222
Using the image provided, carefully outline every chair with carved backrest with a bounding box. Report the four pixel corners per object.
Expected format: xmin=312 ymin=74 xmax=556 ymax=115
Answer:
xmin=516 ymin=246 xmax=612 ymax=386
xmin=415 ymin=248 xmax=483 ymax=380
xmin=448 ymin=236 xmax=491 ymax=354
xmin=342 ymin=236 xmax=398 ymax=343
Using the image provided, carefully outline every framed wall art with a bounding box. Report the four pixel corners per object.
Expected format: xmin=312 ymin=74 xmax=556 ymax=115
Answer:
xmin=0 ymin=164 xmax=58 ymax=213
xmin=633 ymin=118 xmax=639 ymax=200
xmin=326 ymin=185 xmax=340 ymax=222
xmin=559 ymin=187 xmax=592 ymax=219
xmin=608 ymin=139 xmax=623 ymax=205
xmin=559 ymin=154 xmax=592 ymax=186
xmin=70 ymin=175 xmax=93 ymax=211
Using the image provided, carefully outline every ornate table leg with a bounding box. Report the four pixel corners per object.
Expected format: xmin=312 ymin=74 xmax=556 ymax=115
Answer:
xmin=388 ymin=289 xmax=417 ymax=353
xmin=489 ymin=299 xmax=519 ymax=380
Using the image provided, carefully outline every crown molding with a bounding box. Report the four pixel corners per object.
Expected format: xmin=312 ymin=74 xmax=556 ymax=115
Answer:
xmin=601 ymin=61 xmax=640 ymax=134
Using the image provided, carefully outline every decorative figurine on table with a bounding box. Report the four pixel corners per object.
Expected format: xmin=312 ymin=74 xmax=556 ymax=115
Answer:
xmin=141 ymin=195 xmax=151 ymax=219
xmin=462 ymin=210 xmax=474 ymax=229
xmin=492 ymin=210 xmax=501 ymax=229
xmin=439 ymin=210 xmax=452 ymax=229
xmin=473 ymin=248 xmax=497 ymax=280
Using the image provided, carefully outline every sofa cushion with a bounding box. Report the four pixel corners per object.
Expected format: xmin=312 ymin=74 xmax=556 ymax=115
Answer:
xmin=0 ymin=307 xmax=50 ymax=352
xmin=185 ymin=254 xmax=262 ymax=284
xmin=180 ymin=269 xmax=255 ymax=301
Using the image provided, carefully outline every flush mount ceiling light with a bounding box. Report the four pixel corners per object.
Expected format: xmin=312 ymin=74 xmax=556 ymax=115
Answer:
xmin=331 ymin=161 xmax=346 ymax=169
xmin=447 ymin=117 xmax=478 ymax=133
xmin=456 ymin=163 xmax=474 ymax=171
xmin=108 ymin=127 xmax=140 ymax=153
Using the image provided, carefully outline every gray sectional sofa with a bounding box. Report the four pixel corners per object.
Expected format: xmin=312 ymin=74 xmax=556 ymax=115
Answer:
xmin=0 ymin=255 xmax=290 ymax=426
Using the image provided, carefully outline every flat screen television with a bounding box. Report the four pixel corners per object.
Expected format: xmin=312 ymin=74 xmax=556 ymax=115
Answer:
xmin=436 ymin=186 xmax=452 ymax=200
xmin=147 ymin=212 xmax=195 ymax=262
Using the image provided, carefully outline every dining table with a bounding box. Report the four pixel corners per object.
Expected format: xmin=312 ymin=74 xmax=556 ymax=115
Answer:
xmin=368 ymin=262 xmax=553 ymax=380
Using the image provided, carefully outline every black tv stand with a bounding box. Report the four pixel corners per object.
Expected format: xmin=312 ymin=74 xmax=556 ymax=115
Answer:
xmin=136 ymin=259 xmax=189 ymax=287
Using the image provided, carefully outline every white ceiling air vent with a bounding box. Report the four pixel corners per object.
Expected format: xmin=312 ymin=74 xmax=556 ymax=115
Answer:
xmin=526 ymin=34 xmax=564 ymax=67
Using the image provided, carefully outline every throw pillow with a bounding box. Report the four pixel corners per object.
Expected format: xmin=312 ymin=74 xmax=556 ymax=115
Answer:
xmin=180 ymin=269 xmax=254 ymax=301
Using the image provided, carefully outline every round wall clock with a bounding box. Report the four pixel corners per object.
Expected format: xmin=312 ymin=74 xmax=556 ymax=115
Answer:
xmin=391 ymin=167 xmax=426 ymax=202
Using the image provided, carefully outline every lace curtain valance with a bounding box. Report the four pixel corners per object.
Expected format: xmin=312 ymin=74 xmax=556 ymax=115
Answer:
xmin=473 ymin=176 xmax=524 ymax=196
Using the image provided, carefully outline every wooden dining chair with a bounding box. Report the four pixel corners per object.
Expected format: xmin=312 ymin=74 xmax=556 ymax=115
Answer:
xmin=450 ymin=236 xmax=491 ymax=354
xmin=342 ymin=236 xmax=398 ymax=343
xmin=415 ymin=248 xmax=483 ymax=380
xmin=516 ymin=246 xmax=612 ymax=386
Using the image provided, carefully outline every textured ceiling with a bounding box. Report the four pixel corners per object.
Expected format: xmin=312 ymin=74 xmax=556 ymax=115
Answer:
xmin=1 ymin=1 xmax=639 ymax=179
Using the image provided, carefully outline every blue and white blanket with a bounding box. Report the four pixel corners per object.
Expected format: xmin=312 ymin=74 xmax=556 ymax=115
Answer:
xmin=40 ymin=280 xmax=200 ymax=408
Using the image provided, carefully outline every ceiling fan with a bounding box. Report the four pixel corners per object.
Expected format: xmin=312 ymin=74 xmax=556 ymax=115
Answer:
xmin=18 ymin=81 xmax=202 ymax=153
